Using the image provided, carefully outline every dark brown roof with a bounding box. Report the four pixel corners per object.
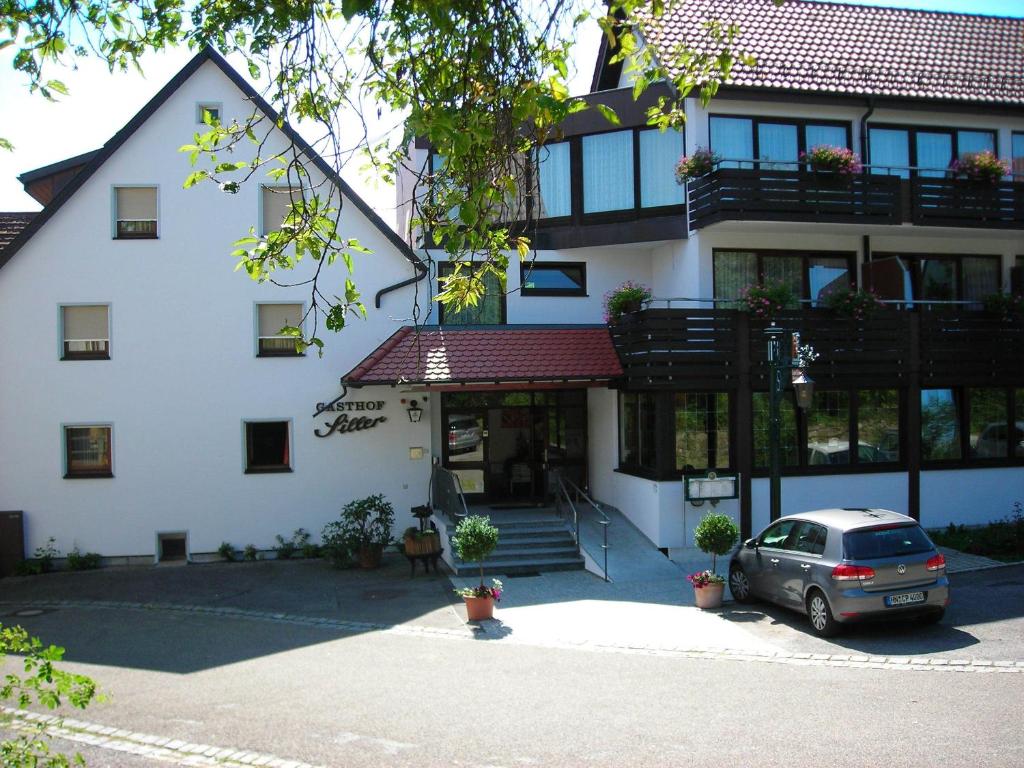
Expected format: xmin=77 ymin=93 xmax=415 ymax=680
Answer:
xmin=344 ymin=326 xmax=624 ymax=386
xmin=630 ymin=0 xmax=1024 ymax=105
xmin=0 ymin=213 xmax=36 ymax=254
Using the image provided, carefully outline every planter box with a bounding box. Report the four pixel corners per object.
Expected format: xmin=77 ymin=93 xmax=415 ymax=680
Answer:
xmin=403 ymin=534 xmax=441 ymax=556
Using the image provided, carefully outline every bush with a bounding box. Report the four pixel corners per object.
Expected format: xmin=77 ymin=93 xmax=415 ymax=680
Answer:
xmin=822 ymin=287 xmax=883 ymax=320
xmin=452 ymin=515 xmax=499 ymax=586
xmin=693 ymin=512 xmax=739 ymax=573
xmin=738 ymin=281 xmax=796 ymax=318
xmin=242 ymin=544 xmax=259 ymax=561
xmin=66 ymin=549 xmax=102 ymax=571
xmin=218 ymin=541 xmax=237 ymax=562
xmin=322 ymin=495 xmax=395 ymax=554
xmin=274 ymin=528 xmax=312 ymax=560
xmin=982 ymin=292 xmax=1024 ymax=321
xmin=34 ymin=537 xmax=59 ymax=574
xmin=951 ymin=151 xmax=1008 ymax=183
xmin=929 ymin=502 xmax=1023 ymax=562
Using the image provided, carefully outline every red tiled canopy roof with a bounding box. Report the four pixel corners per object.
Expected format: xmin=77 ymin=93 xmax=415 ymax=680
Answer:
xmin=0 ymin=213 xmax=36 ymax=254
xmin=637 ymin=0 xmax=1024 ymax=105
xmin=343 ymin=326 xmax=624 ymax=386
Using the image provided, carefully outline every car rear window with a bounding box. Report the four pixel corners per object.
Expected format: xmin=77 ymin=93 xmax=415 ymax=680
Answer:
xmin=843 ymin=525 xmax=933 ymax=560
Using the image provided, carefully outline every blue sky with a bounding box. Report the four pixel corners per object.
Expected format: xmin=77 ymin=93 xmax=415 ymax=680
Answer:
xmin=1 ymin=0 xmax=1022 ymax=212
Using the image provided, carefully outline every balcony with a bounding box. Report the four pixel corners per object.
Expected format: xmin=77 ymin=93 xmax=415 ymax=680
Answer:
xmin=687 ymin=165 xmax=1024 ymax=231
xmin=609 ymin=307 xmax=1024 ymax=390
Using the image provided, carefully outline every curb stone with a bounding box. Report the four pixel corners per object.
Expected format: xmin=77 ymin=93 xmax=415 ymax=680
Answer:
xmin=2 ymin=598 xmax=1022 ymax=674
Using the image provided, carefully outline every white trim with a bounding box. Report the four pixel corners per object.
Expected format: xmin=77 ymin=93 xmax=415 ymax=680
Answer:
xmin=241 ymin=418 xmax=295 ymax=474
xmin=60 ymin=422 xmax=114 ymax=479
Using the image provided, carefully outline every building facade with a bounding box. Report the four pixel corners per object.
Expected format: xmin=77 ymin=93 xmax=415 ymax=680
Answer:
xmin=1 ymin=0 xmax=1022 ymax=568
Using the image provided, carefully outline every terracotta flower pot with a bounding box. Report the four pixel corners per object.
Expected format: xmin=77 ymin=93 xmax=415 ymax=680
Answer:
xmin=463 ymin=595 xmax=495 ymax=621
xmin=357 ymin=544 xmax=383 ymax=569
xmin=693 ymin=581 xmax=725 ymax=609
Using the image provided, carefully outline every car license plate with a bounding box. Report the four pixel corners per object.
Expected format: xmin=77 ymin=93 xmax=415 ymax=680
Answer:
xmin=886 ymin=591 xmax=926 ymax=607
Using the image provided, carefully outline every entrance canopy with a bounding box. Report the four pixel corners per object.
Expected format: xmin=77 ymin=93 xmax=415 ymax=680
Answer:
xmin=343 ymin=325 xmax=623 ymax=389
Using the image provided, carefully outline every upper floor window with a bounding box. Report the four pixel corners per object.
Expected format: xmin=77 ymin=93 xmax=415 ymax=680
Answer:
xmin=869 ymin=126 xmax=996 ymax=178
xmin=196 ymin=102 xmax=221 ymax=124
xmin=438 ymin=262 xmax=506 ymax=325
xmin=535 ymin=142 xmax=572 ymax=219
xmin=709 ymin=116 xmax=850 ymax=169
xmin=583 ymin=130 xmax=634 ymax=213
xmin=864 ymin=253 xmax=1000 ymax=307
xmin=639 ymin=128 xmax=685 ymax=208
xmin=257 ymin=303 xmax=303 ymax=357
xmin=520 ymin=262 xmax=586 ymax=296
xmin=1012 ymin=132 xmax=1024 ymax=178
xmin=64 ymin=425 xmax=113 ymax=478
xmin=713 ymin=249 xmax=853 ymax=306
xmin=114 ymin=186 xmax=157 ymax=238
xmin=245 ymin=420 xmax=292 ymax=473
xmin=61 ymin=304 xmax=109 ymax=360
xmin=261 ymin=185 xmax=301 ymax=235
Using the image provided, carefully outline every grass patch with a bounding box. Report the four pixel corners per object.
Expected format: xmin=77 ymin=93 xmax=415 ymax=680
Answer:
xmin=929 ymin=503 xmax=1024 ymax=563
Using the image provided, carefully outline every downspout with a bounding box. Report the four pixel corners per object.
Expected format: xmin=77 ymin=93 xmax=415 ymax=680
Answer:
xmin=859 ymin=98 xmax=875 ymax=167
xmin=375 ymin=261 xmax=428 ymax=309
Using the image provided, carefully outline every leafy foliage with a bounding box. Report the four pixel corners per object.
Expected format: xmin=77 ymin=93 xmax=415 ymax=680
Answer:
xmin=674 ymin=147 xmax=719 ymax=183
xmin=821 ymin=287 xmax=883 ymax=320
xmin=217 ymin=541 xmax=237 ymax=562
xmin=738 ymin=281 xmax=797 ymax=318
xmin=451 ymin=515 xmax=499 ymax=586
xmin=951 ymin=151 xmax=1009 ymax=183
xmin=801 ymin=145 xmax=862 ymax=176
xmin=982 ymin=292 xmax=1024 ymax=320
xmin=929 ymin=502 xmax=1023 ymax=563
xmin=65 ymin=550 xmax=102 ymax=572
xmin=1 ymin=625 xmax=99 ymax=767
xmin=321 ymin=494 xmax=395 ymax=564
xmin=454 ymin=578 xmax=502 ymax=601
xmin=242 ymin=544 xmax=259 ymax=561
xmin=603 ymin=280 xmax=652 ymax=323
xmin=686 ymin=569 xmax=725 ymax=588
xmin=692 ymin=512 xmax=738 ymax=573
xmin=273 ymin=528 xmax=312 ymax=560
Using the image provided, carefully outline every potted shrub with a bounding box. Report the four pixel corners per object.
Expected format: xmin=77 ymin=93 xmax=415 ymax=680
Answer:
xmin=738 ymin=281 xmax=796 ymax=319
xmin=821 ymin=287 xmax=884 ymax=319
xmin=603 ymin=280 xmax=652 ymax=323
xmin=801 ymin=145 xmax=862 ymax=177
xmin=322 ymin=494 xmax=395 ymax=569
xmin=982 ymin=292 xmax=1024 ymax=321
xmin=688 ymin=512 xmax=739 ymax=609
xmin=451 ymin=515 xmax=501 ymax=620
xmin=951 ymin=151 xmax=1008 ymax=184
xmin=402 ymin=526 xmax=440 ymax=556
xmin=675 ymin=147 xmax=720 ymax=184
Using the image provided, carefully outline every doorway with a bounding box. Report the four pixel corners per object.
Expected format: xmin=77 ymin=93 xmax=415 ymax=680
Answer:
xmin=442 ymin=390 xmax=587 ymax=503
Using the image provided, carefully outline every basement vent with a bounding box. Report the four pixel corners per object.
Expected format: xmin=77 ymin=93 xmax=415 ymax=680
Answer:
xmin=157 ymin=532 xmax=188 ymax=562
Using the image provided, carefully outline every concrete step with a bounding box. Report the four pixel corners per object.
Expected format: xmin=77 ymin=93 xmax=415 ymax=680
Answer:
xmin=496 ymin=529 xmax=574 ymax=543
xmin=452 ymin=555 xmax=586 ymax=576
xmin=487 ymin=544 xmax=580 ymax=558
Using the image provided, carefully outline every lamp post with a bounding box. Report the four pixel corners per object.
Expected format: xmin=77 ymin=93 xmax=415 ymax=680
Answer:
xmin=765 ymin=324 xmax=816 ymax=522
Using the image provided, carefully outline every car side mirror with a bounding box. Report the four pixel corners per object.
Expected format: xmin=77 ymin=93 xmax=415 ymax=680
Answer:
xmin=744 ymin=537 xmax=757 ymax=549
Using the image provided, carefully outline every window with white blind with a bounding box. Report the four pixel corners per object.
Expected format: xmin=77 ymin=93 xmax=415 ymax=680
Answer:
xmin=114 ymin=186 xmax=157 ymax=238
xmin=261 ymin=186 xmax=302 ymax=235
xmin=257 ymin=303 xmax=303 ymax=356
xmin=61 ymin=305 xmax=110 ymax=360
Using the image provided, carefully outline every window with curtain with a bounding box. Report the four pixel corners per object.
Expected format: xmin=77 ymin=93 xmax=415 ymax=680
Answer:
xmin=915 ymin=132 xmax=953 ymax=177
xmin=257 ymin=303 xmax=303 ymax=356
xmin=869 ymin=128 xmax=910 ymax=178
xmin=805 ymin=124 xmax=848 ymax=150
xmin=582 ymin=130 xmax=635 ymax=213
xmin=65 ymin=426 xmax=113 ymax=478
xmin=114 ymin=186 xmax=157 ymax=238
xmin=763 ymin=255 xmax=803 ymax=297
xmin=675 ymin=392 xmax=731 ymax=471
xmin=921 ymin=389 xmax=961 ymax=461
xmin=714 ymin=250 xmax=851 ymax=304
xmin=957 ymin=130 xmax=996 ymax=159
xmin=639 ymin=128 xmax=685 ymax=207
xmin=858 ymin=390 xmax=901 ymax=463
xmin=919 ymin=258 xmax=957 ymax=302
xmin=1013 ymin=133 xmax=1024 ymax=177
xmin=438 ymin=263 xmax=506 ymax=325
xmin=962 ymin=257 xmax=1000 ymax=307
xmin=758 ymin=123 xmax=799 ymax=170
xmin=710 ymin=117 xmax=754 ymax=168
xmin=713 ymin=251 xmax=758 ymax=305
xmin=61 ymin=305 xmax=109 ymax=360
xmin=536 ymin=142 xmax=572 ymax=218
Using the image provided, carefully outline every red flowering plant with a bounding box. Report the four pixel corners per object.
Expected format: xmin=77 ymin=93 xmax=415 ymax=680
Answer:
xmin=950 ymin=151 xmax=1009 ymax=184
xmin=454 ymin=578 xmax=503 ymax=601
xmin=675 ymin=147 xmax=720 ymax=184
xmin=687 ymin=569 xmax=725 ymax=588
xmin=738 ymin=281 xmax=796 ymax=318
xmin=801 ymin=145 xmax=862 ymax=176
xmin=821 ymin=287 xmax=884 ymax=320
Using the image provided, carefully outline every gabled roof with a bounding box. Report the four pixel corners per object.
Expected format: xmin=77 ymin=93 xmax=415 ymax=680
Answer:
xmin=18 ymin=150 xmax=100 ymax=185
xmin=595 ymin=0 xmax=1024 ymax=106
xmin=0 ymin=213 xmax=36 ymax=254
xmin=0 ymin=47 xmax=424 ymax=273
xmin=343 ymin=326 xmax=624 ymax=386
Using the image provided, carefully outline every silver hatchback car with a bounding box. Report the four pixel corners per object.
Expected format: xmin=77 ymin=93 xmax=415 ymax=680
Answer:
xmin=728 ymin=508 xmax=949 ymax=637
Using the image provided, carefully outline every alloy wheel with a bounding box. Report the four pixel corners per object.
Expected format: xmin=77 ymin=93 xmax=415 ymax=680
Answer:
xmin=729 ymin=567 xmax=750 ymax=601
xmin=809 ymin=595 xmax=828 ymax=631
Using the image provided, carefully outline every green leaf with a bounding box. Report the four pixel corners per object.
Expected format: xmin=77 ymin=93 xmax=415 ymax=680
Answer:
xmin=595 ymin=104 xmax=620 ymax=126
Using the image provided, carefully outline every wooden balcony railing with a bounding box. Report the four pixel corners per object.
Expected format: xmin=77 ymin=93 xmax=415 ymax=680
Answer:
xmin=610 ymin=308 xmax=1024 ymax=389
xmin=911 ymin=177 xmax=1024 ymax=229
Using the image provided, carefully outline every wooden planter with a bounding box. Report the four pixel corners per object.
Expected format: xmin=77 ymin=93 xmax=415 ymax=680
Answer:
xmin=403 ymin=534 xmax=440 ymax=557
xmin=357 ymin=544 xmax=384 ymax=569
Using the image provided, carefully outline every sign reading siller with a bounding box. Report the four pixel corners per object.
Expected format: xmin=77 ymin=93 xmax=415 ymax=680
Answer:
xmin=313 ymin=396 xmax=387 ymax=437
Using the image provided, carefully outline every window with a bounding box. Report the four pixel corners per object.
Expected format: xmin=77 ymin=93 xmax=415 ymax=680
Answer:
xmin=921 ymin=389 xmax=961 ymax=461
xmin=709 ymin=116 xmax=850 ymax=169
xmin=64 ymin=425 xmax=112 ymax=478
xmin=582 ymin=130 xmax=634 ymax=213
xmin=806 ymin=391 xmax=850 ymax=466
xmin=713 ymin=249 xmax=854 ymax=305
xmin=970 ymin=388 xmax=1009 ymax=459
xmin=257 ymin=303 xmax=303 ymax=356
xmin=869 ymin=126 xmax=997 ymax=178
xmin=786 ymin=521 xmax=827 ymax=555
xmin=61 ymin=305 xmax=109 ymax=360
xmin=638 ymin=128 xmax=684 ymax=207
xmin=1013 ymin=133 xmax=1024 ymax=178
xmin=758 ymin=519 xmax=798 ymax=549
xmin=520 ymin=262 xmax=585 ymax=296
xmin=438 ymin=262 xmax=506 ymax=325
xmin=619 ymin=392 xmax=658 ymax=471
xmin=868 ymin=253 xmax=1000 ymax=306
xmin=114 ymin=186 xmax=157 ymax=238
xmin=858 ymin=390 xmax=901 ymax=463
xmin=261 ymin=186 xmax=301 ymax=235
xmin=245 ymin=421 xmax=291 ymax=473
xmin=675 ymin=392 xmax=730 ymax=471
xmin=196 ymin=103 xmax=221 ymax=124
xmin=753 ymin=392 xmax=800 ymax=468
xmin=535 ymin=142 xmax=571 ymax=218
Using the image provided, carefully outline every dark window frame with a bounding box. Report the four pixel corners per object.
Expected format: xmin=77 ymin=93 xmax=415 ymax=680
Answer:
xmin=867 ymin=123 xmax=998 ymax=176
xmin=707 ymin=114 xmax=853 ymax=168
xmin=64 ymin=425 xmax=113 ymax=479
xmin=712 ymin=248 xmax=857 ymax=302
xmin=436 ymin=262 xmax=508 ymax=325
xmin=870 ymin=252 xmax=1002 ymax=304
xmin=519 ymin=261 xmax=587 ymax=297
xmin=922 ymin=386 xmax=1024 ymax=469
xmin=244 ymin=420 xmax=293 ymax=474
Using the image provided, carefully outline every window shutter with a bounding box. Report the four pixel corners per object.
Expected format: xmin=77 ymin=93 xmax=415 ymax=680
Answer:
xmin=63 ymin=306 xmax=108 ymax=340
xmin=116 ymin=187 xmax=157 ymax=220
xmin=258 ymin=303 xmax=302 ymax=337
xmin=262 ymin=187 xmax=299 ymax=234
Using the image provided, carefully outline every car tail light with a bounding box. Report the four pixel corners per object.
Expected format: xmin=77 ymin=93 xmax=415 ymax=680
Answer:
xmin=448 ymin=431 xmax=456 ymax=447
xmin=831 ymin=563 xmax=876 ymax=581
xmin=926 ymin=553 xmax=946 ymax=571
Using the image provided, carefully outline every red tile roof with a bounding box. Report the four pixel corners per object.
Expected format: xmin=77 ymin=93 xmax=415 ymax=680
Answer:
xmin=0 ymin=213 xmax=36 ymax=254
xmin=344 ymin=326 xmax=624 ymax=386
xmin=637 ymin=0 xmax=1024 ymax=105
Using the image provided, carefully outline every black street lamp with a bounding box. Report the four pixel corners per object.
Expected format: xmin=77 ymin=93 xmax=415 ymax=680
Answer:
xmin=765 ymin=324 xmax=816 ymax=522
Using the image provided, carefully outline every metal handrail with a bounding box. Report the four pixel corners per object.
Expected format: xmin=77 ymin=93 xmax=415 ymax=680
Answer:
xmin=554 ymin=472 xmax=610 ymax=582
xmin=691 ymin=158 xmax=1024 ymax=178
xmin=430 ymin=466 xmax=469 ymax=523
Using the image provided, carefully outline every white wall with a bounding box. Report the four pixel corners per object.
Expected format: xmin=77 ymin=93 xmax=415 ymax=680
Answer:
xmin=0 ymin=60 xmax=432 ymax=558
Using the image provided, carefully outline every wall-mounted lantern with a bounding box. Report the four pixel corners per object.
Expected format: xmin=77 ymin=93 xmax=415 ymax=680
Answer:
xmin=406 ymin=399 xmax=424 ymax=423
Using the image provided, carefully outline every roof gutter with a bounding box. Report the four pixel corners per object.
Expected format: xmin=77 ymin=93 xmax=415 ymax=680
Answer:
xmin=374 ymin=260 xmax=428 ymax=309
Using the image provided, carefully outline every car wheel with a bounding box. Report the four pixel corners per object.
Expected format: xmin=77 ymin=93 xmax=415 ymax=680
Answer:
xmin=728 ymin=565 xmax=753 ymax=603
xmin=806 ymin=590 xmax=840 ymax=638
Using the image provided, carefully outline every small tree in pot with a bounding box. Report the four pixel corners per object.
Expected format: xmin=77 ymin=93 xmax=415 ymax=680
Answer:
xmin=688 ymin=512 xmax=739 ymax=609
xmin=452 ymin=515 xmax=502 ymax=621
xmin=322 ymin=494 xmax=395 ymax=569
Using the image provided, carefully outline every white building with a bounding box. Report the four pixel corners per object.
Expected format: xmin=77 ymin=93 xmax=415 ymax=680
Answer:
xmin=1 ymin=0 xmax=1022 ymax=571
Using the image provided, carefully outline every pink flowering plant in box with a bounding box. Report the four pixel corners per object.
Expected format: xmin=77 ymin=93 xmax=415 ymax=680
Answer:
xmin=738 ymin=281 xmax=796 ymax=318
xmin=675 ymin=147 xmax=720 ymax=184
xmin=951 ymin=151 xmax=1009 ymax=184
xmin=687 ymin=569 xmax=725 ymax=588
xmin=801 ymin=145 xmax=862 ymax=176
xmin=603 ymin=280 xmax=652 ymax=323
xmin=821 ymin=287 xmax=884 ymax=320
